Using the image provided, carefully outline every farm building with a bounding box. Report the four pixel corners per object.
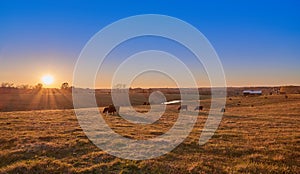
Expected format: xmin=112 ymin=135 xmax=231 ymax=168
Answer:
xmin=243 ymin=90 xmax=262 ymax=96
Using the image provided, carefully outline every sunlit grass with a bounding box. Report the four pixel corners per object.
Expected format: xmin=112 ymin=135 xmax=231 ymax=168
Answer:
xmin=0 ymin=94 xmax=299 ymax=173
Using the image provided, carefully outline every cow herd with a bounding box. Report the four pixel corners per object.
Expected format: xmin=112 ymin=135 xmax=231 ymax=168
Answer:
xmin=102 ymin=104 xmax=225 ymax=115
xmin=177 ymin=105 xmax=225 ymax=112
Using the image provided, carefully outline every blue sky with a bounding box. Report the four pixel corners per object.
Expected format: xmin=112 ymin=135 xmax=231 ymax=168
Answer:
xmin=0 ymin=0 xmax=299 ymax=88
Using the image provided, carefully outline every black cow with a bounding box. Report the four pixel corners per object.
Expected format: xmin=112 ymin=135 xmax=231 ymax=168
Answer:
xmin=194 ymin=105 xmax=203 ymax=111
xmin=143 ymin=102 xmax=150 ymax=105
xmin=221 ymin=108 xmax=226 ymax=112
xmin=178 ymin=105 xmax=188 ymax=111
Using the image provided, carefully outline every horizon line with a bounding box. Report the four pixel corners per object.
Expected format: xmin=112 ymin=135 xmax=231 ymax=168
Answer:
xmin=2 ymin=84 xmax=300 ymax=90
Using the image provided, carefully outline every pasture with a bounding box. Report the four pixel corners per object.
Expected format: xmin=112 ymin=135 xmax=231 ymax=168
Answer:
xmin=0 ymin=93 xmax=299 ymax=173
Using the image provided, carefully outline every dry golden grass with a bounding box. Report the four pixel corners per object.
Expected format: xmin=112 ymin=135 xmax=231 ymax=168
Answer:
xmin=0 ymin=94 xmax=299 ymax=173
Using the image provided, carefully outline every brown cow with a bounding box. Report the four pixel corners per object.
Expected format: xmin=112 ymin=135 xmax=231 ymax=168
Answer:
xmin=103 ymin=105 xmax=120 ymax=115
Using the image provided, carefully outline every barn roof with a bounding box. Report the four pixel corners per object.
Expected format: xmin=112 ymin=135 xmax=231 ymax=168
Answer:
xmin=243 ymin=90 xmax=262 ymax=94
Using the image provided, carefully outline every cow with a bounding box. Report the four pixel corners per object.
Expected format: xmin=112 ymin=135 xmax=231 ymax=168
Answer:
xmin=103 ymin=105 xmax=120 ymax=115
xmin=194 ymin=105 xmax=203 ymax=111
xmin=221 ymin=108 xmax=226 ymax=112
xmin=178 ymin=105 xmax=188 ymax=111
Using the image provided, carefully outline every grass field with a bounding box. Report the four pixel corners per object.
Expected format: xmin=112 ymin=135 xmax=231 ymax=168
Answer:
xmin=0 ymin=94 xmax=299 ymax=173
xmin=0 ymin=88 xmax=184 ymax=112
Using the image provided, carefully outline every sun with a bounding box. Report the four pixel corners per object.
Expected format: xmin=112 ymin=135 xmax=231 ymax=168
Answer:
xmin=41 ymin=74 xmax=54 ymax=85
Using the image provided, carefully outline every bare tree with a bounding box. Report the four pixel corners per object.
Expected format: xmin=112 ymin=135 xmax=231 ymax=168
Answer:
xmin=61 ymin=82 xmax=69 ymax=90
xmin=114 ymin=83 xmax=127 ymax=89
xmin=17 ymin=84 xmax=30 ymax=89
xmin=34 ymin=83 xmax=43 ymax=90
xmin=1 ymin=82 xmax=14 ymax=88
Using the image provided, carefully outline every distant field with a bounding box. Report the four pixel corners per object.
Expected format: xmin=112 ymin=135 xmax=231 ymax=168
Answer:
xmin=0 ymin=89 xmax=184 ymax=112
xmin=0 ymin=94 xmax=299 ymax=173
xmin=2 ymin=86 xmax=290 ymax=112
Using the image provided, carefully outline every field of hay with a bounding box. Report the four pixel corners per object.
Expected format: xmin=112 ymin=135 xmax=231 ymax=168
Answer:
xmin=0 ymin=94 xmax=299 ymax=173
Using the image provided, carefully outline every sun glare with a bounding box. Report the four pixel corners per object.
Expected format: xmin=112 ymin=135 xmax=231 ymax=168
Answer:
xmin=41 ymin=75 xmax=54 ymax=85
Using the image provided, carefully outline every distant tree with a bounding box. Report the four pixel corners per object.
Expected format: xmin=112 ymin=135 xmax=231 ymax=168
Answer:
xmin=114 ymin=83 xmax=127 ymax=89
xmin=61 ymin=82 xmax=69 ymax=90
xmin=1 ymin=82 xmax=14 ymax=88
xmin=34 ymin=83 xmax=43 ymax=90
xmin=18 ymin=84 xmax=30 ymax=89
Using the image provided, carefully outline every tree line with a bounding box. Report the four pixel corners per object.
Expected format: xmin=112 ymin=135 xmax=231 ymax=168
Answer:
xmin=1 ymin=82 xmax=71 ymax=90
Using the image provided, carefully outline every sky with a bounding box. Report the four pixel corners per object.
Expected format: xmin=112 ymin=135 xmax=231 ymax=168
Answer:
xmin=0 ymin=0 xmax=299 ymax=88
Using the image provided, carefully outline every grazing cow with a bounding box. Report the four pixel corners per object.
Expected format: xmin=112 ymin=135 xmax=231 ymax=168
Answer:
xmin=103 ymin=107 xmax=109 ymax=113
xmin=194 ymin=105 xmax=203 ymax=111
xmin=178 ymin=105 xmax=188 ymax=111
xmin=103 ymin=105 xmax=119 ymax=115
xmin=221 ymin=108 xmax=226 ymax=112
